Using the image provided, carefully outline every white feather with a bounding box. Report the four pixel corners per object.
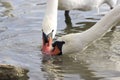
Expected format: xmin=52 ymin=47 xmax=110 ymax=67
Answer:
xmin=58 ymin=0 xmax=118 ymax=11
xmin=42 ymin=0 xmax=58 ymax=38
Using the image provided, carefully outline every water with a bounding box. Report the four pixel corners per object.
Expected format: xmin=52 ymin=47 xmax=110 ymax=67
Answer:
xmin=0 ymin=0 xmax=120 ymax=80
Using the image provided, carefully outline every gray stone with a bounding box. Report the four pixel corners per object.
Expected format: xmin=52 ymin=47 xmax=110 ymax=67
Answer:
xmin=0 ymin=64 xmax=29 ymax=80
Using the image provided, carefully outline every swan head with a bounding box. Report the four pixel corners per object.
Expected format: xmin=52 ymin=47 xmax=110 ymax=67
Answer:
xmin=41 ymin=30 xmax=53 ymax=54
xmin=51 ymin=41 xmax=65 ymax=55
xmin=42 ymin=38 xmax=65 ymax=56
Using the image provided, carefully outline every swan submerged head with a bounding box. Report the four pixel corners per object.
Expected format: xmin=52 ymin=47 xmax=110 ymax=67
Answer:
xmin=41 ymin=30 xmax=53 ymax=54
xmin=51 ymin=41 xmax=65 ymax=55
xmin=42 ymin=35 xmax=65 ymax=56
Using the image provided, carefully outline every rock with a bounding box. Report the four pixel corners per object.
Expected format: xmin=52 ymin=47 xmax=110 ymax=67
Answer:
xmin=0 ymin=64 xmax=29 ymax=80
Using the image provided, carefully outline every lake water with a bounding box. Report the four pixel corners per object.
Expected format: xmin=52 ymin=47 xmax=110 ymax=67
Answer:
xmin=0 ymin=0 xmax=120 ymax=80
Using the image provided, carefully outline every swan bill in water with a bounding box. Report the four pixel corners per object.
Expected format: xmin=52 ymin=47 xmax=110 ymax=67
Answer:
xmin=42 ymin=34 xmax=65 ymax=56
xmin=41 ymin=30 xmax=65 ymax=56
xmin=51 ymin=41 xmax=65 ymax=55
xmin=41 ymin=30 xmax=53 ymax=54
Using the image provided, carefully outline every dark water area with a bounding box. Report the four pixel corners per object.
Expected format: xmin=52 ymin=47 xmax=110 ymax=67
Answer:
xmin=0 ymin=0 xmax=120 ymax=80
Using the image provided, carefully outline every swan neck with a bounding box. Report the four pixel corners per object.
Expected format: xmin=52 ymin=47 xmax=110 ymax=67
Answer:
xmin=45 ymin=0 xmax=58 ymax=16
xmin=83 ymin=5 xmax=120 ymax=41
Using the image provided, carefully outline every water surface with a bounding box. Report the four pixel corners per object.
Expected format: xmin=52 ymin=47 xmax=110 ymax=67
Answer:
xmin=0 ymin=0 xmax=120 ymax=80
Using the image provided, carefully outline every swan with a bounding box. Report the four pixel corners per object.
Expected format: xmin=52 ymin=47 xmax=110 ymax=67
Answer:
xmin=41 ymin=0 xmax=58 ymax=53
xmin=58 ymin=0 xmax=118 ymax=15
xmin=42 ymin=5 xmax=120 ymax=55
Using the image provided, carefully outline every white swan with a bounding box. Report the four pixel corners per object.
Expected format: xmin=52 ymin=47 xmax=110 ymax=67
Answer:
xmin=58 ymin=0 xmax=118 ymax=14
xmin=42 ymin=0 xmax=58 ymax=38
xmin=42 ymin=5 xmax=120 ymax=55
xmin=41 ymin=0 xmax=58 ymax=53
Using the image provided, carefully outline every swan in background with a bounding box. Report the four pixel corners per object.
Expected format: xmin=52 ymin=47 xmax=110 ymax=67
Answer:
xmin=41 ymin=0 xmax=58 ymax=53
xmin=58 ymin=0 xmax=118 ymax=15
xmin=42 ymin=5 xmax=120 ymax=55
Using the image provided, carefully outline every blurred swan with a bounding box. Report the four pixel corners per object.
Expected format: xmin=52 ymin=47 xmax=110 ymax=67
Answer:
xmin=42 ymin=5 xmax=120 ymax=55
xmin=58 ymin=0 xmax=118 ymax=15
xmin=41 ymin=0 xmax=58 ymax=53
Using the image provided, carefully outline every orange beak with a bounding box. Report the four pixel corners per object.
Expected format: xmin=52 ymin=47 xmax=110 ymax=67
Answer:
xmin=41 ymin=31 xmax=53 ymax=55
xmin=51 ymin=41 xmax=65 ymax=55
xmin=51 ymin=45 xmax=61 ymax=55
xmin=41 ymin=30 xmax=65 ymax=56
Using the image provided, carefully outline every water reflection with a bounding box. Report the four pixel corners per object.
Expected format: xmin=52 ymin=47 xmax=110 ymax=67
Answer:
xmin=41 ymin=55 xmax=63 ymax=80
xmin=64 ymin=13 xmax=72 ymax=28
xmin=41 ymin=55 xmax=102 ymax=80
xmin=63 ymin=13 xmax=96 ymax=34
xmin=0 ymin=1 xmax=13 ymax=33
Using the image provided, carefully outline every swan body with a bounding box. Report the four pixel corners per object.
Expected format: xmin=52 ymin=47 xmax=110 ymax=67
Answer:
xmin=58 ymin=0 xmax=118 ymax=13
xmin=55 ymin=5 xmax=120 ymax=54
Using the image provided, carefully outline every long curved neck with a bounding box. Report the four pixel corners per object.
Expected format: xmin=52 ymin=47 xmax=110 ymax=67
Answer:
xmin=42 ymin=0 xmax=58 ymax=38
xmin=45 ymin=0 xmax=58 ymax=17
xmin=81 ymin=5 xmax=120 ymax=45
